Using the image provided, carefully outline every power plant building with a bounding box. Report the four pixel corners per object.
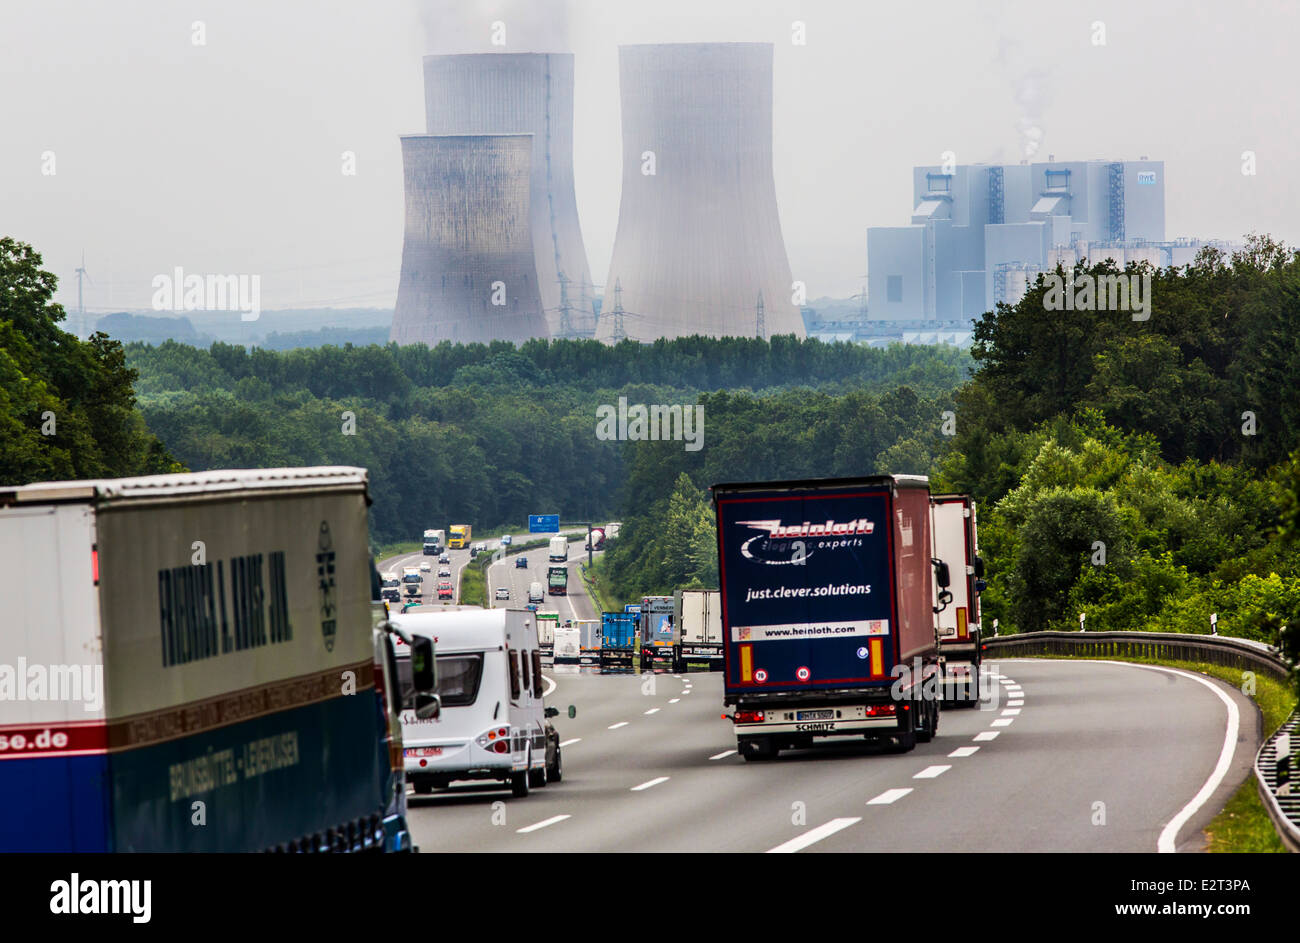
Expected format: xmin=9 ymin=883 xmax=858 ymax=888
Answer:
xmin=421 ymin=53 xmax=596 ymax=338
xmin=599 ymin=43 xmax=805 ymax=341
xmin=390 ymin=134 xmax=550 ymax=346
xmin=867 ymin=159 xmax=1170 ymax=319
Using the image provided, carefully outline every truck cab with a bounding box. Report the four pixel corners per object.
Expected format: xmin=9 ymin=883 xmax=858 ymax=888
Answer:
xmin=381 ymin=572 xmax=402 ymax=604
xmin=402 ymin=566 xmax=423 ymax=601
xmin=547 ymin=565 xmax=568 ymax=596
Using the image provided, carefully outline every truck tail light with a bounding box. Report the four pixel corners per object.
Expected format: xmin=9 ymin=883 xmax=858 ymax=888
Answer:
xmin=864 ymin=704 xmax=896 ymax=717
xmin=734 ymin=710 xmax=765 ymax=724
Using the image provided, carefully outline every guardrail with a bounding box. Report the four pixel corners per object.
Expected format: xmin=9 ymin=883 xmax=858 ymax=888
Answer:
xmin=984 ymin=629 xmax=1298 ymax=852
xmin=1254 ymin=712 xmax=1300 ymax=852
xmin=983 ymin=629 xmax=1289 ymax=682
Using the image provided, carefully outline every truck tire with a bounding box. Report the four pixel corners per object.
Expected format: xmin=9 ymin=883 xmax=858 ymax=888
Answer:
xmin=740 ymin=737 xmax=777 ymax=761
xmin=412 ymin=780 xmax=433 ymax=795
xmin=916 ymin=699 xmax=938 ymax=743
xmin=889 ymin=711 xmax=917 ymax=753
xmin=528 ymin=760 xmax=548 ymax=788
xmin=547 ymin=746 xmax=562 ymax=783
xmin=511 ymin=748 xmax=532 ymax=798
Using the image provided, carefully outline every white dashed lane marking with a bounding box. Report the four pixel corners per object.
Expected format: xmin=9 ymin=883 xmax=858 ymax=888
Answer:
xmin=867 ymin=788 xmax=913 ymax=805
xmin=517 ymin=815 xmax=570 ymax=834
xmin=631 ymin=776 xmax=669 ymax=792
xmin=948 ymin=746 xmax=979 ymax=757
xmin=913 ymin=765 xmax=951 ymax=779
xmin=973 ymin=731 xmax=1000 ymax=742
xmin=608 ymin=722 xmax=628 ymax=729
xmin=709 ymin=749 xmax=736 ymax=760
xmin=766 ymin=818 xmax=861 ymax=854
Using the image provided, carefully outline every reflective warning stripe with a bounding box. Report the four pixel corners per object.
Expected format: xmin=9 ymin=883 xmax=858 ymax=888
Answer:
xmin=956 ymin=606 xmax=968 ymax=640
xmin=869 ymin=638 xmax=884 ymax=678
xmin=740 ymin=644 xmax=753 ymax=682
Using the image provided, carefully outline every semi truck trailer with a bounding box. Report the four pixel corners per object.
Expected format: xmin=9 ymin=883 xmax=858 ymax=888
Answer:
xmin=422 ymin=529 xmax=446 ymax=555
xmin=548 ymin=535 xmax=568 ymax=563
xmin=931 ymin=494 xmax=986 ymax=706
xmin=0 ymin=466 xmax=435 ymax=851
xmin=674 ymin=589 xmax=724 ymax=672
xmin=599 ymin=612 xmax=637 ymax=672
xmin=713 ymin=475 xmax=945 ymax=760
xmin=547 ymin=565 xmax=568 ymax=596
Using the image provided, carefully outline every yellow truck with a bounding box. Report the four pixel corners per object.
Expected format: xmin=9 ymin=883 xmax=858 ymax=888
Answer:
xmin=448 ymin=524 xmax=471 ymax=549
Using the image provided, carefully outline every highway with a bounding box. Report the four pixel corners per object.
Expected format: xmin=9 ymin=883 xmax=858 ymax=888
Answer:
xmin=405 ymin=658 xmax=1259 ymax=853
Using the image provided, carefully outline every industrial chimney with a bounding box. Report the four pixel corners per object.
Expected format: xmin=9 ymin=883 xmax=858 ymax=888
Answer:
xmin=422 ymin=53 xmax=595 ymax=339
xmin=599 ymin=43 xmax=805 ymax=341
xmin=390 ymin=134 xmax=550 ymax=346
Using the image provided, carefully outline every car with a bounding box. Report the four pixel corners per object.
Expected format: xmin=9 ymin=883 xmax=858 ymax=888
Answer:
xmin=500 ymin=534 xmax=513 ymax=547
xmin=419 ymin=560 xmax=432 ymax=572
xmin=515 ymin=556 xmax=528 ymax=569
xmin=438 ymin=566 xmax=451 ymax=577
xmin=437 ymin=581 xmax=453 ymax=600
xmin=439 ymin=553 xmax=450 ymax=565
xmin=525 ymin=603 xmax=539 ymax=612
xmin=495 ymin=587 xmax=510 ymax=600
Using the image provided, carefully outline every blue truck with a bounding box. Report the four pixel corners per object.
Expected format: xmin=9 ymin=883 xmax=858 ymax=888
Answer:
xmin=599 ymin=612 xmax=638 ymax=672
xmin=713 ymin=475 xmax=945 ymax=760
xmin=0 ymin=466 xmax=436 ymax=852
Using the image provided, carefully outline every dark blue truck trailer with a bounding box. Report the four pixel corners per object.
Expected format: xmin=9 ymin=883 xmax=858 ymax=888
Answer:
xmin=713 ymin=475 xmax=943 ymax=760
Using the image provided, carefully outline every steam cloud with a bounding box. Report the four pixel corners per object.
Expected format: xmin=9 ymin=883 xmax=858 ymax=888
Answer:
xmin=415 ymin=0 xmax=572 ymax=54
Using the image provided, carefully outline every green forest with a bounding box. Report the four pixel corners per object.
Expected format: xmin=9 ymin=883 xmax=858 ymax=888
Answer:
xmin=3 ymin=234 xmax=1299 ymax=664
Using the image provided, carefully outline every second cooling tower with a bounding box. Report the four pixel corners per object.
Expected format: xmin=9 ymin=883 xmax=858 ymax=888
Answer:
xmin=390 ymin=134 xmax=549 ymax=346
xmin=600 ymin=43 xmax=805 ymax=341
xmin=423 ymin=53 xmax=596 ymax=338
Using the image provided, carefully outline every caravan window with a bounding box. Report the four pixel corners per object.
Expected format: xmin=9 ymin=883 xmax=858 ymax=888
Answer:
xmin=531 ymin=650 xmax=543 ymax=698
xmin=508 ymin=650 xmax=521 ymax=701
xmin=520 ymin=649 xmax=531 ymax=694
xmin=402 ymin=653 xmax=482 ymax=708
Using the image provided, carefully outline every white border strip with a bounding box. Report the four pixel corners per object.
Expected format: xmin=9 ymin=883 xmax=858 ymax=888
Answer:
xmin=1088 ymin=660 xmax=1240 ymax=853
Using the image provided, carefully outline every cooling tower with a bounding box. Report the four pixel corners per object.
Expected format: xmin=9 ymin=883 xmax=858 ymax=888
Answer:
xmin=599 ymin=43 xmax=805 ymax=342
xmin=390 ymin=134 xmax=550 ymax=346
xmin=423 ymin=53 xmax=596 ymax=338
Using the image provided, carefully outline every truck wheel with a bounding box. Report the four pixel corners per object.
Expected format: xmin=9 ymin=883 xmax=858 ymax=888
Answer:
xmin=412 ymin=780 xmax=433 ymax=795
xmin=528 ymin=760 xmax=548 ymax=788
xmin=890 ymin=711 xmax=917 ymax=753
xmin=740 ymin=738 xmax=777 ymax=761
xmin=511 ymin=749 xmax=532 ymax=798
xmin=547 ymin=746 xmax=562 ymax=783
xmin=916 ymin=699 xmax=937 ymax=743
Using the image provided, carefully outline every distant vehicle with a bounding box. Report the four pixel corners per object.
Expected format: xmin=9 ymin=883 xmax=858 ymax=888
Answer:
xmin=448 ymin=525 xmax=471 ymax=550
xmin=526 ymin=603 xmax=539 ymax=612
xmin=516 ymin=555 xmax=528 ymax=569
xmin=419 ymin=560 xmax=431 ymax=572
xmin=391 ymin=608 xmax=561 ymax=797
xmin=402 ymin=566 xmax=424 ymax=601
xmin=599 ymin=612 xmax=638 ymax=671
xmin=548 ymin=536 xmax=568 ymax=562
xmin=438 ymin=553 xmax=450 ymax=565
xmin=495 ymin=586 xmax=510 ymax=600
xmin=547 ymin=565 xmax=568 ymax=596
xmin=714 ymin=474 xmax=943 ymax=760
xmin=528 ymin=581 xmax=544 ymax=604
xmin=553 ymin=625 xmax=580 ymax=664
xmin=605 ymin=522 xmax=622 ymax=540
xmin=500 ymin=534 xmax=513 ymax=547
xmin=437 ymin=581 xmax=453 ymax=600
xmin=381 ymin=571 xmax=402 ymax=604
xmin=674 ymin=588 xmax=724 ymax=672
xmin=437 ymin=566 xmax=451 ymax=578
xmin=585 ymin=528 xmax=606 ymax=551
xmin=638 ymin=595 xmax=675 ymax=670
xmin=536 ymin=610 xmax=559 ymax=658
xmin=575 ymin=619 xmax=601 ymax=665
xmin=423 ymin=528 xmax=446 ymax=556
xmin=931 ymin=493 xmax=986 ymax=706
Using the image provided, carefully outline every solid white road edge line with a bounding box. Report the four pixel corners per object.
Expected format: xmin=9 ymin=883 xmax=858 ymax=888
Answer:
xmin=766 ymin=817 xmax=861 ymax=853
xmin=1088 ymin=660 xmax=1241 ymax=854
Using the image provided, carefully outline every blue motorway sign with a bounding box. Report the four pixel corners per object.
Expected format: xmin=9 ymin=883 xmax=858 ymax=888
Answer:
xmin=528 ymin=514 xmax=560 ymax=533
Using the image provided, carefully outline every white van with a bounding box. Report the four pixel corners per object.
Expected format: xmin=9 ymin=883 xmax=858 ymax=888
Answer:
xmin=391 ymin=608 xmax=562 ymax=798
xmin=527 ymin=581 xmax=544 ymax=604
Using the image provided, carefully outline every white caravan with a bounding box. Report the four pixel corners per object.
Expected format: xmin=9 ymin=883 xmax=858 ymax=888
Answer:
xmin=391 ymin=608 xmax=561 ymax=797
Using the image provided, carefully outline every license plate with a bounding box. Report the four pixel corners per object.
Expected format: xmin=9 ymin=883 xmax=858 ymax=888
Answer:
xmin=796 ymin=709 xmax=834 ymax=721
xmin=403 ymin=743 xmax=444 ymax=759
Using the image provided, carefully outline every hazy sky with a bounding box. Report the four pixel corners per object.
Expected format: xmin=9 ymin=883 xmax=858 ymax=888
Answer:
xmin=3 ymin=0 xmax=1297 ymax=314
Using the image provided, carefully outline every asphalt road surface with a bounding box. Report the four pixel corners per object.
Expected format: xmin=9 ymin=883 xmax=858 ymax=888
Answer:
xmin=405 ymin=658 xmax=1259 ymax=853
